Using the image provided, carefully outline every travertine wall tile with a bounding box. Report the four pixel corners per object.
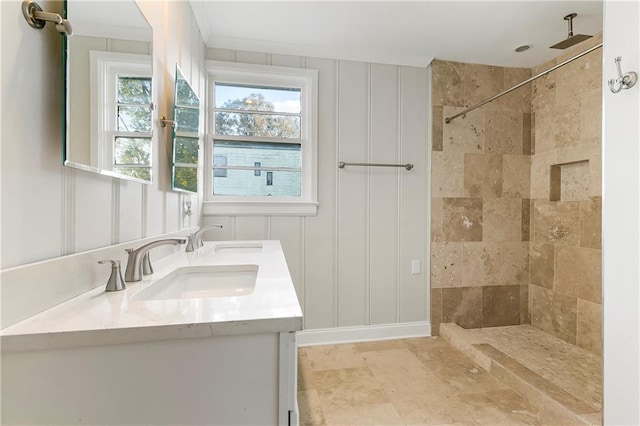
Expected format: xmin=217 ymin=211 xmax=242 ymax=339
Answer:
xmin=521 ymin=199 xmax=532 ymax=241
xmin=441 ymin=286 xmax=483 ymax=329
xmin=431 ymin=242 xmax=463 ymax=288
xmin=432 ymin=106 xmax=444 ymax=151
xmin=553 ymin=98 xmax=581 ymax=149
xmin=531 ymin=58 xmax=557 ymax=112
xmin=530 ymin=285 xmax=578 ymax=344
xmin=520 ymin=285 xmax=530 ymax=324
xmin=442 ymin=107 xmax=484 ymax=153
xmin=555 ymin=246 xmax=601 ymax=304
xmin=503 ymin=155 xmax=531 ymax=198
xmin=555 ymin=48 xmax=602 ymax=102
xmin=432 ymin=60 xmax=465 ymax=107
xmin=532 ymin=200 xmax=580 ymax=246
xmin=580 ymin=90 xmax=602 ymax=142
xmin=443 ymin=198 xmax=483 ymax=242
xmin=482 ymin=285 xmax=521 ymax=327
xmin=529 ymin=242 xmax=554 ymax=289
xmin=482 ymin=198 xmax=522 ymax=242
xmin=432 ymin=152 xmax=465 ymax=197
xmin=497 ymin=67 xmax=531 ymax=113
xmin=560 ymin=161 xmax=590 ymax=201
xmin=530 ymin=150 xmax=557 ymax=200
xmin=431 ymin=288 xmax=442 ymax=335
xmin=580 ymin=197 xmax=602 ymax=249
xmin=484 ymin=110 xmax=523 ymax=154
xmin=577 ymin=299 xmax=602 ymax=356
xmin=533 ymin=107 xmax=556 ymax=154
xmin=523 ymin=113 xmax=532 ymax=155
xmin=431 ymin=197 xmax=444 ymax=242
xmin=464 ymin=64 xmax=504 ymax=107
xmin=462 ymin=242 xmax=529 ymax=287
xmin=464 ymin=154 xmax=503 ymax=198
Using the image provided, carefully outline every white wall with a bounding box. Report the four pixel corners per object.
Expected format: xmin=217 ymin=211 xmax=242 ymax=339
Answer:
xmin=602 ymin=0 xmax=640 ymax=423
xmin=0 ymin=1 xmax=205 ymax=325
xmin=203 ymin=49 xmax=431 ymax=331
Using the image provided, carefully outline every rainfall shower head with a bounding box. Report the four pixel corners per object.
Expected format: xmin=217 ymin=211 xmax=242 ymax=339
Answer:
xmin=550 ymin=13 xmax=592 ymax=49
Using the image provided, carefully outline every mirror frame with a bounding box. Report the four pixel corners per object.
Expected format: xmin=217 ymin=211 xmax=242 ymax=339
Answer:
xmin=170 ymin=65 xmax=200 ymax=194
xmin=63 ymin=0 xmax=154 ymax=184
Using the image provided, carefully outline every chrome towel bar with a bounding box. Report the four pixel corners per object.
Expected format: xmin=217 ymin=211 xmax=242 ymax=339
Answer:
xmin=338 ymin=161 xmax=414 ymax=171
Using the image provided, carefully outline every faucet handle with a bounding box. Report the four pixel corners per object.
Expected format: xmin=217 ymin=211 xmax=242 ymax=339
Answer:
xmin=142 ymin=252 xmax=153 ymax=275
xmin=98 ymin=260 xmax=126 ymax=292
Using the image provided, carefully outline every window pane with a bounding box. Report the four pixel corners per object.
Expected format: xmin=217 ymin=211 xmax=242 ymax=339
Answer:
xmin=213 ymin=169 xmax=301 ymax=197
xmin=215 ymin=83 xmax=300 ymax=114
xmin=213 ymin=140 xmax=301 ymax=169
xmin=215 ymin=112 xmax=300 ymax=138
xmin=175 ymin=107 xmax=199 ymax=133
xmin=114 ymin=167 xmax=151 ymax=181
xmin=117 ymin=106 xmax=151 ymax=132
xmin=114 ymin=137 xmax=151 ymax=165
xmin=176 ymin=79 xmax=199 ymax=107
xmin=214 ymin=154 xmax=227 ymax=177
xmin=173 ymin=166 xmax=197 ymax=192
xmin=117 ymin=77 xmax=151 ymax=104
xmin=174 ymin=137 xmax=198 ymax=164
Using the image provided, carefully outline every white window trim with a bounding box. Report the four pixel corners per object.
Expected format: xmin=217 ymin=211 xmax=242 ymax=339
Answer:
xmin=204 ymin=60 xmax=318 ymax=216
xmin=90 ymin=50 xmax=153 ymax=181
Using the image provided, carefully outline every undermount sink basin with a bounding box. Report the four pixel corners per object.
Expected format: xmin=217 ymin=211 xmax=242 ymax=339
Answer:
xmin=213 ymin=242 xmax=264 ymax=254
xmin=133 ymin=265 xmax=258 ymax=301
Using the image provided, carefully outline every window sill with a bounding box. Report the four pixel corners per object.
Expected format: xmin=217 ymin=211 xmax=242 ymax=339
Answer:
xmin=203 ymin=201 xmax=318 ymax=216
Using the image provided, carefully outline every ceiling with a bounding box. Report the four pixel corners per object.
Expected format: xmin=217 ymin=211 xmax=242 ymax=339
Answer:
xmin=189 ymin=1 xmax=603 ymax=68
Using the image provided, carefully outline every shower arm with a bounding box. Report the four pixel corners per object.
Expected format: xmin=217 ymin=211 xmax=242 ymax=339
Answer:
xmin=444 ymin=42 xmax=603 ymax=124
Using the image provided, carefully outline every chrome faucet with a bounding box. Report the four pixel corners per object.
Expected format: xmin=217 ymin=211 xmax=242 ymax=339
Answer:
xmin=124 ymin=238 xmax=186 ymax=282
xmin=185 ymin=224 xmax=223 ymax=252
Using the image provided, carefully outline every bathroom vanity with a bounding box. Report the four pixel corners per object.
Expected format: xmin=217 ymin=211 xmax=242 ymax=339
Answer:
xmin=0 ymin=241 xmax=302 ymax=425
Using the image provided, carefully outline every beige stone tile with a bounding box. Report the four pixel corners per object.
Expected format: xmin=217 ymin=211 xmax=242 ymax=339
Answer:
xmin=431 ymin=196 xmax=444 ymax=242
xmin=580 ymin=89 xmax=602 ymax=142
xmin=532 ymin=200 xmax=580 ymax=246
xmin=482 ymin=285 xmax=521 ymax=327
xmin=313 ymin=367 xmax=389 ymax=411
xmin=323 ymin=402 xmax=404 ymax=425
xmin=298 ymin=390 xmax=326 ymax=425
xmin=365 ymin=348 xmax=436 ymax=396
xmin=482 ymin=198 xmax=522 ymax=242
xmin=580 ymin=196 xmax=602 ymax=249
xmin=304 ymin=343 xmax=367 ymax=372
xmin=531 ymin=58 xmax=557 ymax=112
xmin=391 ymin=389 xmax=477 ymax=425
xmin=522 ymin=199 xmax=532 ymax=241
xmin=432 ymin=60 xmax=465 ymax=107
xmin=496 ymin=67 xmax=531 ymax=113
xmin=484 ymin=110 xmax=524 ymax=154
xmin=555 ymin=246 xmax=602 ymax=304
xmin=553 ymin=96 xmax=581 ymax=149
xmin=442 ymin=106 xmax=484 ymax=153
xmin=529 ymin=112 xmax=536 ymax=155
xmin=523 ymin=112 xmax=533 ymax=155
xmin=533 ymin=106 xmax=556 ymax=154
xmin=441 ymin=286 xmax=483 ymax=329
xmin=462 ymin=242 xmax=529 ymax=287
xmin=431 ymin=242 xmax=463 ymax=288
xmin=577 ymin=299 xmax=602 ymax=356
xmin=464 ymin=63 xmax=505 ymax=107
xmin=464 ymin=153 xmax=503 ymax=198
xmin=459 ymin=388 xmax=545 ymax=425
xmin=530 ymin=285 xmax=578 ymax=344
xmin=433 ymin=106 xmax=444 ymax=151
xmin=298 ymin=348 xmax=314 ymax=391
xmin=431 ymin=288 xmax=442 ymax=335
xmin=529 ymin=242 xmax=555 ymax=289
xmin=520 ymin=285 xmax=530 ymax=325
xmin=530 ymin=149 xmax=557 ymax=200
xmin=556 ymin=47 xmax=602 ymax=102
xmin=559 ymin=160 xmax=590 ymax=201
xmin=443 ymin=197 xmax=483 ymax=242
xmin=502 ymin=155 xmax=531 ymax=198
xmin=352 ymin=340 xmax=409 ymax=353
xmin=431 ymin=151 xmax=465 ymax=198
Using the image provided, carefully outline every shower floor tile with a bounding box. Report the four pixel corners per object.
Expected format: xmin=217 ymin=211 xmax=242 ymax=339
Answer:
xmin=298 ymin=337 xmax=565 ymax=425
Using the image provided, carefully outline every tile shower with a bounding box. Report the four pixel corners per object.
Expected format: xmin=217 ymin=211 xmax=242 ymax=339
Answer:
xmin=430 ymin=34 xmax=603 ymax=356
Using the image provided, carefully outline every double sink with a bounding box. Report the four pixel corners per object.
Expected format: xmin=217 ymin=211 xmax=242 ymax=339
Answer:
xmin=134 ymin=242 xmax=264 ymax=301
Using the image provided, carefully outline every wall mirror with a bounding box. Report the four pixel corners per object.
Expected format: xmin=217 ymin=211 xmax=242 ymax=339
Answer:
xmin=64 ymin=0 xmax=154 ymax=183
xmin=171 ymin=65 xmax=200 ymax=193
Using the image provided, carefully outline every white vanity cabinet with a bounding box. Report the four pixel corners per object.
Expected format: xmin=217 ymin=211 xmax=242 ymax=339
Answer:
xmin=1 ymin=241 xmax=302 ymax=425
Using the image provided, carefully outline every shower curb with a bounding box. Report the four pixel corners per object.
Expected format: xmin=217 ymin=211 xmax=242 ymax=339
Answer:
xmin=440 ymin=323 xmax=601 ymax=425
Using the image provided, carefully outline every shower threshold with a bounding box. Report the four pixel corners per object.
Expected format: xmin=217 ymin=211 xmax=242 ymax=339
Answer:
xmin=440 ymin=323 xmax=601 ymax=425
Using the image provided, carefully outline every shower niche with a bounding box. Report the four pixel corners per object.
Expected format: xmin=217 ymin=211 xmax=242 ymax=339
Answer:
xmin=550 ymin=160 xmax=591 ymax=202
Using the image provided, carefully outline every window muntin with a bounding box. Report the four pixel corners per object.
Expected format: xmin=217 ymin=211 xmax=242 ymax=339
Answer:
xmin=205 ymin=61 xmax=318 ymax=215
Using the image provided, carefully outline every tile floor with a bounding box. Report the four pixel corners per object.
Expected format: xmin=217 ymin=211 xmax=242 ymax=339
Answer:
xmin=297 ymin=337 xmax=561 ymax=425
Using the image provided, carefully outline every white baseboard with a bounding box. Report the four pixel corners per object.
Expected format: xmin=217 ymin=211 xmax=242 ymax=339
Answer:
xmin=296 ymin=321 xmax=431 ymax=347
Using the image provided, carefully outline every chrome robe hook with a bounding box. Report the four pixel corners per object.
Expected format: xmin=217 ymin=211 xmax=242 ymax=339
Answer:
xmin=608 ymin=57 xmax=637 ymax=93
xmin=21 ymin=1 xmax=73 ymax=36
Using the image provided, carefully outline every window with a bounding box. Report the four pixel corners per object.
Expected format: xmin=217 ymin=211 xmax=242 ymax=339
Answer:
xmin=205 ymin=61 xmax=318 ymax=216
xmin=91 ymin=51 xmax=153 ymax=182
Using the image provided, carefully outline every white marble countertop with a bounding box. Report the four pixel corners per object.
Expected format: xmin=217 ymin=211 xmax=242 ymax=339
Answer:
xmin=0 ymin=240 xmax=303 ymax=352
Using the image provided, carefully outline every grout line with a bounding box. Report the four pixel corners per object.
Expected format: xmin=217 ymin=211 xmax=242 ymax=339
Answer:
xmin=396 ymin=65 xmax=402 ymax=323
xmin=366 ymin=62 xmax=371 ymax=326
xmin=112 ymin=178 xmax=120 ymax=245
xmin=334 ymin=59 xmax=340 ymax=328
